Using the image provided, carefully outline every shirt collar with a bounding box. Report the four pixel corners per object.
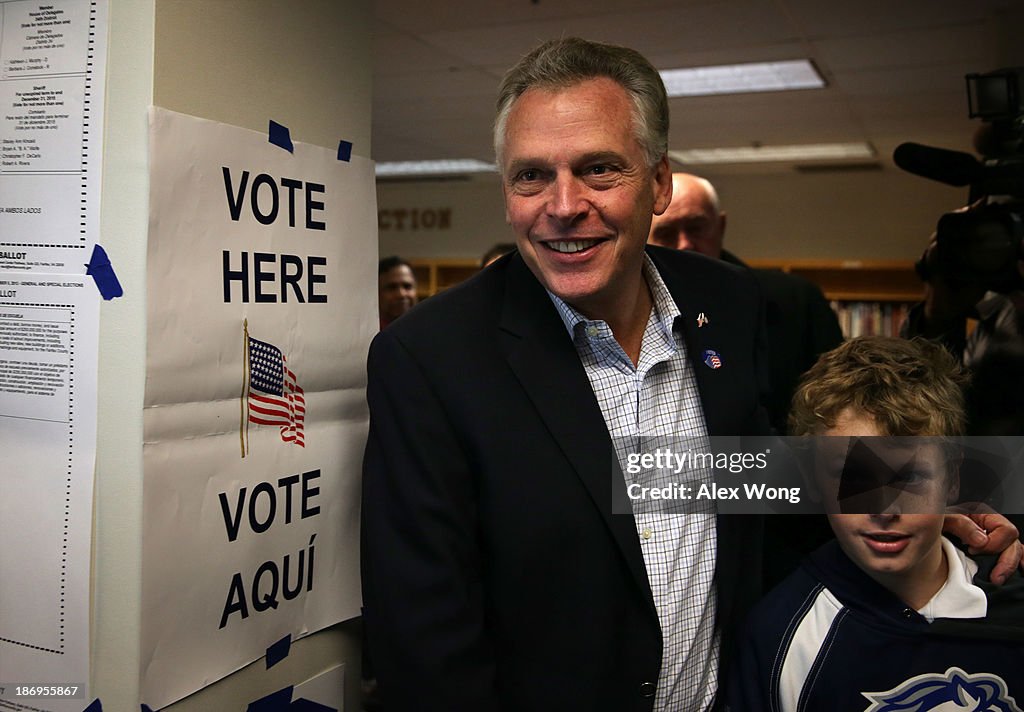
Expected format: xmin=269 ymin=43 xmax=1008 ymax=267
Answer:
xmin=917 ymin=536 xmax=987 ymax=622
xmin=546 ymin=254 xmax=681 ymax=339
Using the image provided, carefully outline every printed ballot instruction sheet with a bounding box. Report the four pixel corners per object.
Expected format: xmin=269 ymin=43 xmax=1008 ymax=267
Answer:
xmin=0 ymin=276 xmax=98 ymax=711
xmin=1 ymin=0 xmax=107 ymax=272
xmin=1 ymin=0 xmax=107 ymax=709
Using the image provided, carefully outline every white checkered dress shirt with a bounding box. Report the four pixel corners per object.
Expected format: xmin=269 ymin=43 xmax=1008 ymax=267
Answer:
xmin=547 ymin=256 xmax=719 ymax=712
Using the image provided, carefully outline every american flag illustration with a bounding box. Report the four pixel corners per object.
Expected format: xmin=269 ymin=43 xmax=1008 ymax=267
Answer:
xmin=244 ymin=332 xmax=305 ymax=448
xmin=703 ymin=349 xmax=722 ymax=370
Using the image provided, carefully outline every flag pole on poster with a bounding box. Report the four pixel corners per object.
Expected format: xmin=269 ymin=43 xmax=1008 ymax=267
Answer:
xmin=241 ymin=318 xmax=250 ymax=458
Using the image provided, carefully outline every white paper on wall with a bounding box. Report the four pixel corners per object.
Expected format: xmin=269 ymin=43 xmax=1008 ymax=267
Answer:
xmin=0 ymin=1 xmax=107 ymax=709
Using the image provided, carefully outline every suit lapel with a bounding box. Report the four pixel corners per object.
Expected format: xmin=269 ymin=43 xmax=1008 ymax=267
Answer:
xmin=651 ymin=247 xmax=733 ymax=437
xmin=497 ymin=256 xmax=655 ymax=609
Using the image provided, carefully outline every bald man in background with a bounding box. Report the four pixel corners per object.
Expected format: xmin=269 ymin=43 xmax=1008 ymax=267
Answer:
xmin=649 ymin=173 xmax=843 ymax=432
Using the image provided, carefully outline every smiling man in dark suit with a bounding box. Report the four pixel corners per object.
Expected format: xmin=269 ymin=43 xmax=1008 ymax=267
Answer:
xmin=362 ymin=37 xmax=770 ymax=711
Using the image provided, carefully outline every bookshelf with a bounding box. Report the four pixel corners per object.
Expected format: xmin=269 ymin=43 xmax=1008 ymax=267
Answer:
xmin=744 ymin=259 xmax=923 ymax=302
xmin=747 ymin=259 xmax=922 ymax=338
xmin=407 ymin=257 xmax=925 ymax=338
xmin=408 ymin=259 xmax=480 ymax=301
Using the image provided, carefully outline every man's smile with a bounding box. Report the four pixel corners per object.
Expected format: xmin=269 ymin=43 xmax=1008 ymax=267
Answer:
xmin=542 ymin=239 xmax=606 ymax=254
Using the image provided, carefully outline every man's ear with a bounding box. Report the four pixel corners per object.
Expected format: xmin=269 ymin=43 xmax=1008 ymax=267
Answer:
xmin=652 ymin=156 xmax=673 ymax=215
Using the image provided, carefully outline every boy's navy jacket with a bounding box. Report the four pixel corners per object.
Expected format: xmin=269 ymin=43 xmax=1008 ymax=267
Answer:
xmin=726 ymin=538 xmax=1024 ymax=712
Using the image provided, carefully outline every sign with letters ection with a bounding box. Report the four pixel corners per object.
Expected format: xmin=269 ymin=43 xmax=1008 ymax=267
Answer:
xmin=141 ymin=107 xmax=376 ymax=709
xmin=377 ymin=206 xmax=452 ymax=231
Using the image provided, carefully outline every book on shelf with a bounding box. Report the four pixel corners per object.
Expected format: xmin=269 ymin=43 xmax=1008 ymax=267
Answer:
xmin=830 ymin=301 xmax=912 ymax=339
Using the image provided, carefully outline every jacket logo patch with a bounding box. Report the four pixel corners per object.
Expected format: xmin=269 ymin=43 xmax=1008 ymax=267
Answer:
xmin=862 ymin=666 xmax=1021 ymax=711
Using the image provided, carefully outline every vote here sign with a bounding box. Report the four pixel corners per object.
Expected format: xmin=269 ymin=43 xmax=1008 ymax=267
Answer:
xmin=141 ymin=107 xmax=376 ymax=709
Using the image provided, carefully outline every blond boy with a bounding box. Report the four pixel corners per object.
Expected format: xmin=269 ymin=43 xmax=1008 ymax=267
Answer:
xmin=727 ymin=337 xmax=1024 ymax=711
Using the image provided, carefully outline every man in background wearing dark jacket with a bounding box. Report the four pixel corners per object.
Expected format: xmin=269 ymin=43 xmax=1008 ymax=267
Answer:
xmin=649 ymin=172 xmax=843 ymax=433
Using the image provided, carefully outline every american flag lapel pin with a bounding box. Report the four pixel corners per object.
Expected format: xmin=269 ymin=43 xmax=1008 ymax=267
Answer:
xmin=702 ymin=349 xmax=723 ymax=370
xmin=696 ymin=312 xmax=709 ymax=328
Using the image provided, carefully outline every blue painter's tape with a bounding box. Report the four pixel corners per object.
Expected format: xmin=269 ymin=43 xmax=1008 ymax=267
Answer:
xmin=83 ymin=700 xmax=103 ymax=712
xmin=337 ymin=140 xmax=353 ymax=162
xmin=266 ymin=633 xmax=292 ymax=669
xmin=85 ymin=244 xmax=123 ymax=300
xmin=247 ymin=686 xmax=293 ymax=712
xmin=290 ymin=698 xmax=336 ymax=711
xmin=269 ymin=120 xmax=294 ymax=153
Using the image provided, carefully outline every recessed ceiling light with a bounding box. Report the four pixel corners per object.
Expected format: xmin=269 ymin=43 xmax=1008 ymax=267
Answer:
xmin=659 ymin=59 xmax=825 ymax=97
xmin=669 ymin=142 xmax=875 ymax=165
xmin=375 ymin=159 xmax=497 ymax=177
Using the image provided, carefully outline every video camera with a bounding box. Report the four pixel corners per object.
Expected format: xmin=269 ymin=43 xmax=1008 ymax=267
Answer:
xmin=894 ymin=68 xmax=1024 ymax=293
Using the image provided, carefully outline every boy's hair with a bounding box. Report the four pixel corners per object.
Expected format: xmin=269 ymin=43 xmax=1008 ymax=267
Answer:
xmin=789 ymin=336 xmax=967 ymax=437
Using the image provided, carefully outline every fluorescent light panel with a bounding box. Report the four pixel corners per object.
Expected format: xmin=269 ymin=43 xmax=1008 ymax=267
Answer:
xmin=669 ymin=143 xmax=875 ymax=165
xmin=659 ymin=59 xmax=825 ymax=97
xmin=376 ymin=159 xmax=497 ymax=177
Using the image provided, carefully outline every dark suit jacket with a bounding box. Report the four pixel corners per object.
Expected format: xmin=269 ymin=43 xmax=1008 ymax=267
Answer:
xmin=720 ymin=250 xmax=843 ymax=433
xmin=362 ymin=246 xmax=770 ymax=711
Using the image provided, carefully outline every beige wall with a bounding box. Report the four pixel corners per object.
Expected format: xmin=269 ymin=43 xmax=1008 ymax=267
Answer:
xmin=153 ymin=0 xmax=372 ymax=153
xmin=702 ymin=169 xmax=963 ymax=261
xmin=378 ymin=177 xmax=506 ymax=261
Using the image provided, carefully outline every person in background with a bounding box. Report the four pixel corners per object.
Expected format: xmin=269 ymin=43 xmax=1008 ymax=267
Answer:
xmin=648 ymin=172 xmax=843 ymax=433
xmin=480 ymin=242 xmax=516 ymax=269
xmin=728 ymin=336 xmax=1024 ymax=710
xmin=900 ymin=204 xmax=1024 ymax=543
xmin=901 ymin=206 xmax=1024 ymax=436
xmin=377 ymin=255 xmax=417 ymax=329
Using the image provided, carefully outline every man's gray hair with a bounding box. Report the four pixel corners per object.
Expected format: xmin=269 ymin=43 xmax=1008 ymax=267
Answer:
xmin=494 ymin=37 xmax=669 ymax=169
